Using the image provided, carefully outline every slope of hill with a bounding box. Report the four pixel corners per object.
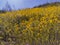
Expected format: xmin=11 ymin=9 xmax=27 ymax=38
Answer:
xmin=34 ymin=2 xmax=60 ymax=8
xmin=0 ymin=2 xmax=60 ymax=45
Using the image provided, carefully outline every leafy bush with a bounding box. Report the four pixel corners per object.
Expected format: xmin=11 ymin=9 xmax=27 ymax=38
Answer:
xmin=0 ymin=5 xmax=60 ymax=45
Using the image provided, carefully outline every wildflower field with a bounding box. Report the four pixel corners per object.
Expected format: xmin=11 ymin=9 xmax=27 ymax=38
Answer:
xmin=0 ymin=4 xmax=60 ymax=45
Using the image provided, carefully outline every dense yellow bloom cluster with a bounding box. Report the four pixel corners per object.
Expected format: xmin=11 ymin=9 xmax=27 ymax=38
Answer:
xmin=0 ymin=5 xmax=60 ymax=45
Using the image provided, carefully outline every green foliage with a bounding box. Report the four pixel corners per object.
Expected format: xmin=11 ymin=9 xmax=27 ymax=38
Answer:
xmin=0 ymin=4 xmax=60 ymax=45
xmin=0 ymin=10 xmax=6 ymax=13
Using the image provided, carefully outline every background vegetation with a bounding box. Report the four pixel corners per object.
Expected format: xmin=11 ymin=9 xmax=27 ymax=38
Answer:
xmin=0 ymin=2 xmax=60 ymax=45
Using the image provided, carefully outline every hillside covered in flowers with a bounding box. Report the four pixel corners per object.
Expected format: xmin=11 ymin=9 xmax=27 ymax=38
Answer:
xmin=0 ymin=2 xmax=60 ymax=45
